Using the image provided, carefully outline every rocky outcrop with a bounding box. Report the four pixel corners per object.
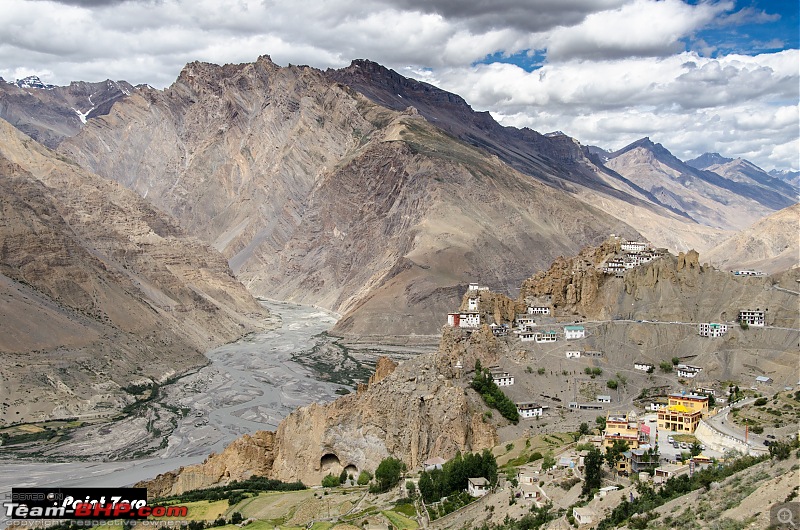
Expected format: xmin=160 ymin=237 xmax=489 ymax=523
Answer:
xmin=519 ymin=238 xmax=620 ymax=316
xmin=139 ymin=431 xmax=277 ymax=498
xmin=0 ymin=119 xmax=269 ymax=422
xmin=140 ymin=327 xmax=499 ymax=497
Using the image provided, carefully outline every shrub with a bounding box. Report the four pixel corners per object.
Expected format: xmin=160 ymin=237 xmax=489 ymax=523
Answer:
xmin=357 ymin=470 xmax=372 ymax=485
xmin=754 ymin=397 xmax=768 ymax=406
xmin=607 ymin=380 xmax=618 ymax=390
xmin=322 ymin=474 xmax=340 ymax=488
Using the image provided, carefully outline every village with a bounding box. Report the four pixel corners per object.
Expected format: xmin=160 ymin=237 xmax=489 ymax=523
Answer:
xmin=423 ymin=238 xmax=794 ymax=527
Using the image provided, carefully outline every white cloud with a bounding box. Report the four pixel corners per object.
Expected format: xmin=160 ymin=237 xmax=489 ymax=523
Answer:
xmin=0 ymin=0 xmax=797 ymax=171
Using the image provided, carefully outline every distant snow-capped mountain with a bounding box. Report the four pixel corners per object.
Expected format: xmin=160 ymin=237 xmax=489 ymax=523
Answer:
xmin=11 ymin=75 xmax=55 ymax=89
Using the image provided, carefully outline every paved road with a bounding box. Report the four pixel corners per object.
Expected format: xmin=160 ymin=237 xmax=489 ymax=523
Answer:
xmin=704 ymin=397 xmax=767 ymax=450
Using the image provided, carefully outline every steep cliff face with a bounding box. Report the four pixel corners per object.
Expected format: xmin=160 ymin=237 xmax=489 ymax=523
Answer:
xmin=59 ymin=57 xmax=637 ymax=337
xmin=0 ymin=119 xmax=269 ymax=422
xmin=518 ymin=239 xmax=798 ymax=328
xmin=140 ymin=331 xmax=499 ymax=497
xmin=519 ymin=238 xmax=621 ymax=317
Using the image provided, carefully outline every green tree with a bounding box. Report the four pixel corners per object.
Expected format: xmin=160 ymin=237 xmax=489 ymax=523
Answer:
xmin=596 ymin=415 xmax=607 ymax=431
xmin=607 ymin=379 xmax=618 ymax=390
xmin=373 ymin=457 xmax=403 ymax=492
xmin=541 ymin=453 xmax=556 ymax=471
xmin=579 ymin=422 xmax=590 ymax=436
xmin=405 ymin=481 xmax=417 ymax=498
xmin=582 ymin=448 xmax=604 ymax=496
xmin=229 ymin=512 xmax=243 ymax=525
xmin=605 ymin=439 xmax=629 ymax=469
xmin=339 ymin=468 xmax=348 ymax=484
xmin=671 ymin=357 xmax=680 ymax=366
xmin=660 ymin=361 xmax=673 ymax=373
xmin=357 ymin=470 xmax=372 ymax=485
xmin=322 ymin=473 xmax=340 ymax=488
xmin=690 ymin=442 xmax=702 ymax=457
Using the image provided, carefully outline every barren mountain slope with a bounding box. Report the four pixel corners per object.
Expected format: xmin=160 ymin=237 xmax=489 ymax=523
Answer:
xmin=328 ymin=60 xmax=731 ymax=253
xmin=704 ymin=203 xmax=799 ymax=274
xmin=605 ymin=138 xmax=795 ymax=231
xmin=59 ymin=56 xmax=638 ymax=337
xmin=0 ymin=119 xmax=269 ymax=422
xmin=0 ymin=78 xmax=132 ymax=148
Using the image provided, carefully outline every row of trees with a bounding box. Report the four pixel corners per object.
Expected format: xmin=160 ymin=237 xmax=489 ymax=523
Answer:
xmin=418 ymin=449 xmax=498 ymax=504
xmin=472 ymin=361 xmax=519 ymax=423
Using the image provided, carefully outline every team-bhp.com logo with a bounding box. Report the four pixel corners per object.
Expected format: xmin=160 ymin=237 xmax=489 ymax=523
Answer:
xmin=5 ymin=488 xmax=187 ymax=520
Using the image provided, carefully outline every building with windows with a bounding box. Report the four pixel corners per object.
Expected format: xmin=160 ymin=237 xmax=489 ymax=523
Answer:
xmin=564 ymin=325 xmax=586 ymax=340
xmin=698 ymin=322 xmax=729 ymax=337
xmin=491 ymin=371 xmax=514 ymax=387
xmin=676 ymin=364 xmax=702 ymax=379
xmin=535 ymin=331 xmax=558 ymax=343
xmin=527 ymin=306 xmax=551 ymax=315
xmin=621 ymin=241 xmax=647 ymax=252
xmin=634 ymin=362 xmax=654 ymax=372
xmin=657 ymin=393 xmax=709 ymax=433
xmin=603 ymin=412 xmax=646 ymax=449
xmin=566 ymin=351 xmax=581 ymax=359
xmin=738 ymin=309 xmax=765 ymax=327
xmin=517 ymin=402 xmax=544 ymax=418
xmin=467 ymin=477 xmax=490 ymax=497
xmin=467 ymin=296 xmax=479 ymax=311
xmin=447 ymin=312 xmax=481 ymax=329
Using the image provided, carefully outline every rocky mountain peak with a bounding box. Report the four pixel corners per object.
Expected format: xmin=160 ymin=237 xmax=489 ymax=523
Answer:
xmin=686 ymin=152 xmax=734 ymax=170
xmin=12 ymin=75 xmax=55 ymax=89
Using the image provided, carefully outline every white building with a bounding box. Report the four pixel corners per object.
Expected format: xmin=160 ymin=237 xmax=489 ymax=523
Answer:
xmin=517 ymin=402 xmax=544 ymax=418
xmin=467 ymin=477 xmax=490 ymax=497
xmin=535 ymin=331 xmax=558 ymax=343
xmin=649 ymin=402 xmax=666 ymax=411
xmin=603 ymin=258 xmax=626 ymax=275
xmin=738 ymin=309 xmax=765 ymax=327
xmin=597 ymin=395 xmax=612 ymax=403
xmin=732 ymin=270 xmax=764 ymax=277
xmin=573 ymin=507 xmax=596 ymax=525
xmin=467 ymin=296 xmax=479 ymax=311
xmin=492 ymin=371 xmax=514 ymax=387
xmin=634 ymin=362 xmax=654 ymax=372
xmin=447 ymin=312 xmax=481 ymax=329
xmin=519 ymin=330 xmax=537 ymax=342
xmin=515 ymin=314 xmax=536 ymax=328
xmin=677 ymin=364 xmax=702 ymax=379
xmin=564 ymin=325 xmax=586 ymax=340
xmin=468 ymin=283 xmax=490 ymax=291
xmin=621 ymin=241 xmax=647 ymax=252
xmin=566 ymin=351 xmax=581 ymax=359
xmin=698 ymin=323 xmax=728 ymax=337
xmin=527 ymin=306 xmax=551 ymax=315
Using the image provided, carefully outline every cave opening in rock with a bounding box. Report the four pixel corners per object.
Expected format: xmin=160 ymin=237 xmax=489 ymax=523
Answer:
xmin=320 ymin=453 xmax=341 ymax=472
xmin=344 ymin=464 xmax=358 ymax=477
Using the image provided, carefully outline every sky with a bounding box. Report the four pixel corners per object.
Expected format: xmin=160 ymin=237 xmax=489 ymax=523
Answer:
xmin=2 ymin=0 xmax=798 ymax=171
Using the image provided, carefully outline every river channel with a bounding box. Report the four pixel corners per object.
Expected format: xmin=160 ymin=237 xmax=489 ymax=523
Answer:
xmin=0 ymin=300 xmax=352 ymax=500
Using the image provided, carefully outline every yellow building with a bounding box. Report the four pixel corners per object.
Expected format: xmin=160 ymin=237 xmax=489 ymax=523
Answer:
xmin=657 ymin=393 xmax=709 ymax=433
xmin=602 ymin=412 xmax=645 ymax=449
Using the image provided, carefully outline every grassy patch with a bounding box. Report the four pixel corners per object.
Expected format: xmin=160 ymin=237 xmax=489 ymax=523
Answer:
xmin=382 ymin=510 xmax=419 ymax=529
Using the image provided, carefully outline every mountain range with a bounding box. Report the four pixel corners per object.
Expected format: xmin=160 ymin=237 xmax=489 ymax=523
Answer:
xmin=1 ymin=58 xmax=797 ymax=345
